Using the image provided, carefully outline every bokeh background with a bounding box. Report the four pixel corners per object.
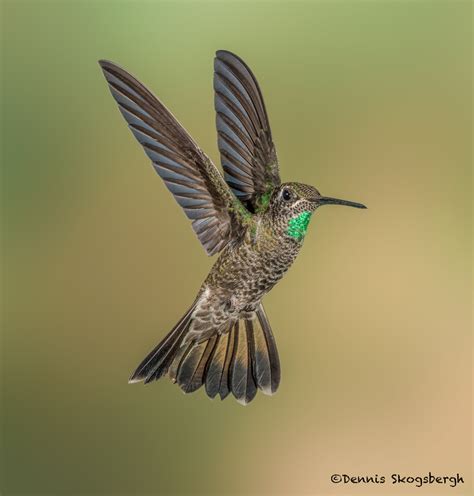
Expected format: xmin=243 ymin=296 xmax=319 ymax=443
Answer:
xmin=1 ymin=1 xmax=471 ymax=495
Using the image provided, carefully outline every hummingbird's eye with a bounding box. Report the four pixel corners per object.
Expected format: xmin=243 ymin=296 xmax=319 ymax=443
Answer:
xmin=282 ymin=189 xmax=292 ymax=202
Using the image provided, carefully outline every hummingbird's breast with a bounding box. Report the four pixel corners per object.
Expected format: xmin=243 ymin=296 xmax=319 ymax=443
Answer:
xmin=203 ymin=223 xmax=302 ymax=314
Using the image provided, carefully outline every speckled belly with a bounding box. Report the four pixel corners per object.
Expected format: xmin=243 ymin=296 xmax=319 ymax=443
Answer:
xmin=204 ymin=238 xmax=300 ymax=312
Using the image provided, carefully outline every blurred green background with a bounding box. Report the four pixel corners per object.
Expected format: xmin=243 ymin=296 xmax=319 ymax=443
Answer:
xmin=1 ymin=1 xmax=471 ymax=495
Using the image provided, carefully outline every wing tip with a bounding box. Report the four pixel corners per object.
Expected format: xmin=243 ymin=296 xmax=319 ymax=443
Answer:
xmin=215 ymin=49 xmax=244 ymax=64
xmin=98 ymin=59 xmax=131 ymax=80
xmin=215 ymin=49 xmax=234 ymax=57
xmin=98 ymin=59 xmax=118 ymax=71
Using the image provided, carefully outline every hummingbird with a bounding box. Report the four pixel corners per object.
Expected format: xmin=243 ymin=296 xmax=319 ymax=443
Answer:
xmin=99 ymin=50 xmax=366 ymax=405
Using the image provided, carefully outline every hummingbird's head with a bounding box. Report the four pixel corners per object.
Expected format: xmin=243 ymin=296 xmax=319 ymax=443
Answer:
xmin=270 ymin=182 xmax=366 ymax=241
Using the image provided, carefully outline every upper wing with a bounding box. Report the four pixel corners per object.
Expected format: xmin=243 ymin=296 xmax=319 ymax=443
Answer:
xmin=214 ymin=50 xmax=281 ymax=212
xmin=99 ymin=60 xmax=247 ymax=256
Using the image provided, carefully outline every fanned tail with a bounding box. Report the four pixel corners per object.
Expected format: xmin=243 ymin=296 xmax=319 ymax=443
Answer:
xmin=204 ymin=304 xmax=280 ymax=404
xmin=129 ymin=303 xmax=280 ymax=405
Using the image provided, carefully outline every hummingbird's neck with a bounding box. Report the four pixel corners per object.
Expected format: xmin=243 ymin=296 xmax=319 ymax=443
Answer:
xmin=286 ymin=211 xmax=312 ymax=241
xmin=259 ymin=209 xmax=313 ymax=244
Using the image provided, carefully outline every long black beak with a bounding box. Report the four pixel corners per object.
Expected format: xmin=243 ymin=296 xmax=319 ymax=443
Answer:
xmin=318 ymin=196 xmax=367 ymax=209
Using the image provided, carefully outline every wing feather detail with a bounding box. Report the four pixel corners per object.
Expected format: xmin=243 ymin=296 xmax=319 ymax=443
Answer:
xmin=214 ymin=50 xmax=281 ymax=210
xmin=99 ymin=59 xmax=247 ymax=255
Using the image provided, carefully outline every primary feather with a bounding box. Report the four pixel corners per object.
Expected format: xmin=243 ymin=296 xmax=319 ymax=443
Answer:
xmin=214 ymin=50 xmax=280 ymax=212
xmin=99 ymin=59 xmax=248 ymax=256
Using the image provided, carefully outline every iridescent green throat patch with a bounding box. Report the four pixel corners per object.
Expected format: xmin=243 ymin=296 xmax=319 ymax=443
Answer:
xmin=287 ymin=211 xmax=312 ymax=240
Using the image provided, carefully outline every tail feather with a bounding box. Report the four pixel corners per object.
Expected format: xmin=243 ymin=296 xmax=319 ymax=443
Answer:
xmin=188 ymin=336 xmax=218 ymax=391
xmin=254 ymin=305 xmax=281 ymax=394
xmin=130 ymin=302 xmax=280 ymax=404
xmin=218 ymin=326 xmax=237 ymax=400
xmin=204 ymin=331 xmax=231 ymax=399
xmin=168 ymin=341 xmax=191 ymax=383
xmin=129 ymin=304 xmax=195 ymax=384
xmin=176 ymin=336 xmax=217 ymax=393
xmin=143 ymin=321 xmax=190 ymax=384
xmin=247 ymin=316 xmax=271 ymax=394
xmin=230 ymin=320 xmax=258 ymax=405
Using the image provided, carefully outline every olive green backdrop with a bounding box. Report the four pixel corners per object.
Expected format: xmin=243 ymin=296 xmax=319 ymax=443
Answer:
xmin=2 ymin=1 xmax=471 ymax=495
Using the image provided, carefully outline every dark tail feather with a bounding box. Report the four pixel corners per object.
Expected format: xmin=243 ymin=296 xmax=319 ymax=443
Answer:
xmin=230 ymin=319 xmax=258 ymax=404
xmin=175 ymin=336 xmax=217 ymax=393
xmin=253 ymin=304 xmax=281 ymax=394
xmin=129 ymin=302 xmax=280 ymax=405
xmin=204 ymin=330 xmax=233 ymax=399
xmin=204 ymin=302 xmax=280 ymax=404
xmin=129 ymin=304 xmax=195 ymax=384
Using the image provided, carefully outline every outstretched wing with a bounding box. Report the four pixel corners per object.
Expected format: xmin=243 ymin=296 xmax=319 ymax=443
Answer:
xmin=214 ymin=50 xmax=281 ymax=212
xmin=99 ymin=60 xmax=247 ymax=256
